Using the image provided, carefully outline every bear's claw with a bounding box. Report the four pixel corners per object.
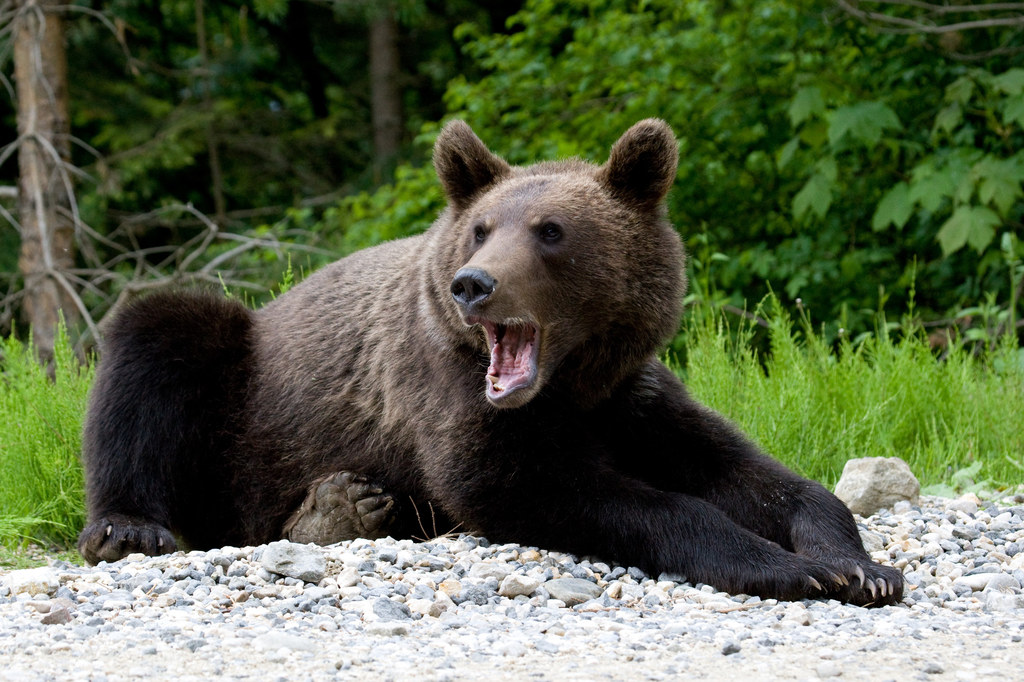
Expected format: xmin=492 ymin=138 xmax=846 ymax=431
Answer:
xmin=77 ymin=514 xmax=177 ymax=565
xmin=828 ymin=560 xmax=903 ymax=606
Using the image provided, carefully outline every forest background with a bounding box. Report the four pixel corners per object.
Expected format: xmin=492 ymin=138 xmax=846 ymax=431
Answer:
xmin=1 ymin=0 xmax=1023 ymax=550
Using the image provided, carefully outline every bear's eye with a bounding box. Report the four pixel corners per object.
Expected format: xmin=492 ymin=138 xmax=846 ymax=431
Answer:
xmin=538 ymin=222 xmax=562 ymax=243
xmin=473 ymin=224 xmax=487 ymax=243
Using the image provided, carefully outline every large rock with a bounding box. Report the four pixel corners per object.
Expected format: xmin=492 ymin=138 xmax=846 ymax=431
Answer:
xmin=258 ymin=540 xmax=326 ymax=583
xmin=4 ymin=567 xmax=59 ymax=597
xmin=543 ymin=577 xmax=602 ymax=606
xmin=834 ymin=457 xmax=920 ymax=516
xmin=498 ymin=573 xmax=541 ymax=598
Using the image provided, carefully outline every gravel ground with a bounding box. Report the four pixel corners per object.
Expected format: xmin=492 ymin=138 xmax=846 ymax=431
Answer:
xmin=2 ymin=493 xmax=1023 ymax=681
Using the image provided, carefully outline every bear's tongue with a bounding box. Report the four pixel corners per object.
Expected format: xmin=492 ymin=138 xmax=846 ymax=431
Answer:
xmin=485 ymin=323 xmax=538 ymax=400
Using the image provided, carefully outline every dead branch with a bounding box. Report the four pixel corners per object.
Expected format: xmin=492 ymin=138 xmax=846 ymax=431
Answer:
xmin=836 ymin=0 xmax=1024 ymax=34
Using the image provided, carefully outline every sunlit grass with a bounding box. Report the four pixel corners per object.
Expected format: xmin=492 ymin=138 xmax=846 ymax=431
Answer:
xmin=0 ymin=326 xmax=91 ymax=547
xmin=680 ymin=298 xmax=1024 ymax=492
xmin=1 ymin=298 xmax=1022 ymax=552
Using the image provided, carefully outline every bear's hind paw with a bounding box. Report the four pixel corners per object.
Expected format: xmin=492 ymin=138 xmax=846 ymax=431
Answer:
xmin=284 ymin=471 xmax=396 ymax=545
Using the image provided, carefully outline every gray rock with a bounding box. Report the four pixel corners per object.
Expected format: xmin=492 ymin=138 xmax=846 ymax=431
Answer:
xmin=952 ymin=526 xmax=980 ymax=540
xmin=859 ymin=530 xmax=886 ymax=553
xmin=947 ymin=496 xmax=979 ymax=515
xmin=981 ymin=573 xmax=1021 ymax=593
xmin=543 ymin=578 xmax=602 ymax=607
xmin=468 ymin=562 xmax=512 ymax=581
xmin=259 ymin=541 xmax=326 ymax=583
xmin=498 ymin=574 xmax=541 ymax=598
xmin=372 ymin=597 xmax=412 ymax=621
xmin=364 ymin=622 xmax=410 ymax=636
xmin=834 ymin=457 xmax=920 ymax=515
xmin=184 ymin=638 xmax=206 ymax=652
xmin=955 ymin=573 xmax=1000 ymax=592
xmin=816 ymin=661 xmax=841 ymax=677
xmin=455 ymin=585 xmax=489 ymax=606
xmin=253 ymin=631 xmax=317 ymax=652
xmin=575 ymin=594 xmax=616 ymax=612
xmin=4 ymin=567 xmax=59 ymax=596
xmin=40 ymin=606 xmax=73 ymax=625
xmin=984 ymin=591 xmax=1021 ymax=612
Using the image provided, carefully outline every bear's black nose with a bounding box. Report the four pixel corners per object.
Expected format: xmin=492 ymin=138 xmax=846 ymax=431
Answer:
xmin=451 ymin=267 xmax=496 ymax=310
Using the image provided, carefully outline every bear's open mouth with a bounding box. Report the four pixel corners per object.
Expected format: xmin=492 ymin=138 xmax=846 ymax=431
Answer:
xmin=474 ymin=319 xmax=540 ymax=402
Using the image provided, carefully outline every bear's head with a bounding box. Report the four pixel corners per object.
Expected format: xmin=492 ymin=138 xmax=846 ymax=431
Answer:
xmin=433 ymin=119 xmax=684 ymax=409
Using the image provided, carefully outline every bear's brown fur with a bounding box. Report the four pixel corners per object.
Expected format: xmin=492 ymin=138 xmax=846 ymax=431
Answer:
xmin=77 ymin=120 xmax=903 ymax=606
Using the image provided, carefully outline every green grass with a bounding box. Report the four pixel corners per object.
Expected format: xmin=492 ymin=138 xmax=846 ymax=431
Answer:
xmin=1 ymin=298 xmax=1022 ymax=552
xmin=680 ymin=298 xmax=1024 ymax=492
xmin=0 ymin=327 xmax=92 ymax=548
xmin=0 ymin=543 xmax=81 ymax=570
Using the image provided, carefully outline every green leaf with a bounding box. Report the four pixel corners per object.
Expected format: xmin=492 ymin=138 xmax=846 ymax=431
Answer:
xmin=966 ymin=207 xmax=1001 ymax=253
xmin=933 ymin=103 xmax=962 ymax=135
xmin=1002 ymin=94 xmax=1024 ymax=128
xmin=936 ymin=207 xmax=971 ymax=254
xmin=828 ymin=101 xmax=902 ymax=148
xmin=872 ymin=182 xmax=912 ymax=231
xmin=815 ymin=156 xmax=838 ymax=183
xmin=909 ymin=165 xmax=955 ymax=213
xmin=776 ymin=137 xmax=800 ymax=169
xmin=937 ymin=205 xmax=1000 ymax=255
xmin=793 ymin=173 xmax=832 ymax=222
xmin=944 ymin=76 xmax=975 ymax=104
xmin=992 ymin=68 xmax=1024 ymax=96
xmin=789 ymin=86 xmax=825 ymax=127
xmin=253 ymin=0 xmax=288 ymax=22
xmin=975 ymin=155 xmax=1024 ymax=216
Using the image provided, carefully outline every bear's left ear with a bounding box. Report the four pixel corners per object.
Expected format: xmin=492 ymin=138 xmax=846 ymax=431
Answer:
xmin=598 ymin=119 xmax=679 ymax=211
xmin=433 ymin=120 xmax=512 ymax=212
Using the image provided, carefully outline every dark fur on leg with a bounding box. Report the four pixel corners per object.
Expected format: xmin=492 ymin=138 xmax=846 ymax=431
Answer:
xmin=78 ymin=290 xmax=253 ymax=564
xmin=609 ymin=362 xmax=905 ymax=606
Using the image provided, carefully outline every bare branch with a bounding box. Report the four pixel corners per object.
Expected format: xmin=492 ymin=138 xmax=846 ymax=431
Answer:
xmin=0 ymin=2 xmax=335 ymax=354
xmin=865 ymin=0 xmax=1024 ymax=15
xmin=837 ymin=0 xmax=1024 ymax=35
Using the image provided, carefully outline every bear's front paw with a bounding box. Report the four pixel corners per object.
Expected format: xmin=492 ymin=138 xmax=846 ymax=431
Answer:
xmin=824 ymin=560 xmax=904 ymax=607
xmin=746 ymin=557 xmax=856 ymax=603
xmin=284 ymin=471 xmax=396 ymax=545
xmin=77 ymin=515 xmax=177 ymax=565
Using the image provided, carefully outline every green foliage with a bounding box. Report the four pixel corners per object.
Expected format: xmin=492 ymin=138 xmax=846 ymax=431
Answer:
xmin=420 ymin=0 xmax=1024 ymax=334
xmin=682 ymin=299 xmax=1024 ymax=490
xmin=316 ymin=163 xmax=445 ymax=255
xmin=0 ymin=327 xmax=91 ymax=547
xmin=5 ymin=0 xmax=1020 ymax=343
xmin=920 ymin=462 xmax=995 ymax=499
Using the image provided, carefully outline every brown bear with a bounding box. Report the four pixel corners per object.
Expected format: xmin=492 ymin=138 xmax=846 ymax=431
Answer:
xmin=77 ymin=119 xmax=903 ymax=606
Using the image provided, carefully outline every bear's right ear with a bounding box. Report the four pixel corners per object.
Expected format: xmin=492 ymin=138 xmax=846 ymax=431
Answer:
xmin=433 ymin=120 xmax=512 ymax=211
xmin=598 ymin=119 xmax=679 ymax=211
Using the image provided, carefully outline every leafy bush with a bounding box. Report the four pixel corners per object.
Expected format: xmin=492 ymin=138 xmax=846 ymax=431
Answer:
xmin=317 ymin=0 xmax=1024 ymax=339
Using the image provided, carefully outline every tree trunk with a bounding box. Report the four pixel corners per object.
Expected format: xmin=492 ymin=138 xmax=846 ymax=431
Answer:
xmin=369 ymin=7 xmax=401 ymax=178
xmin=13 ymin=0 xmax=78 ymax=364
xmin=194 ymin=0 xmax=226 ymax=225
